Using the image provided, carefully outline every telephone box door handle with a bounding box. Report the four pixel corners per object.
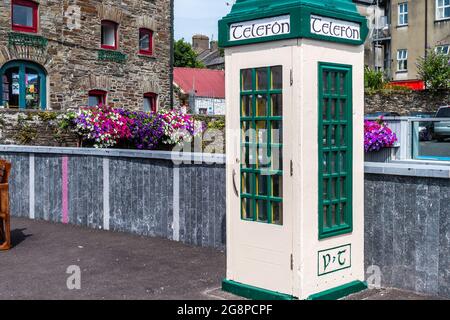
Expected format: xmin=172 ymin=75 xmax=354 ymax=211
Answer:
xmin=232 ymin=169 xmax=239 ymax=197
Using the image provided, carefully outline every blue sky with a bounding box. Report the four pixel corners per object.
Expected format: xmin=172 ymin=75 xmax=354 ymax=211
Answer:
xmin=174 ymin=0 xmax=233 ymax=43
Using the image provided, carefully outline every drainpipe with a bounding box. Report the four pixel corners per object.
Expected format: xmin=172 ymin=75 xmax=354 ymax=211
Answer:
xmin=425 ymin=0 xmax=428 ymax=57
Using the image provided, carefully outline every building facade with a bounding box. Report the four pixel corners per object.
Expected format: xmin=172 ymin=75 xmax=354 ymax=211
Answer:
xmin=0 ymin=0 xmax=173 ymax=111
xmin=356 ymin=0 xmax=450 ymax=83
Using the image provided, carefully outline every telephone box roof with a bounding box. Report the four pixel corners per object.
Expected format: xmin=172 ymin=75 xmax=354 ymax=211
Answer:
xmin=219 ymin=0 xmax=368 ymax=47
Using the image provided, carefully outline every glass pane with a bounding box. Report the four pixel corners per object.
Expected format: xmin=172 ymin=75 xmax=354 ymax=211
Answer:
xmin=339 ymin=73 xmax=345 ymax=94
xmin=330 ymin=72 xmax=337 ymax=93
xmin=331 ymin=99 xmax=337 ymax=120
xmin=271 ymin=66 xmax=282 ymax=90
xmin=340 ymin=177 xmax=346 ymax=198
xmin=3 ymin=67 xmax=20 ymax=108
xmin=256 ymin=68 xmax=268 ymax=90
xmin=322 ymin=71 xmax=329 ymax=93
xmin=139 ymin=30 xmax=150 ymax=50
xmin=256 ymin=174 xmax=268 ymax=196
xmin=331 ymin=204 xmax=337 ymax=226
xmin=256 ymin=121 xmax=267 ymax=144
xmin=25 ymin=69 xmax=40 ymax=109
xmin=257 ymin=147 xmax=270 ymax=168
xmin=339 ymin=100 xmax=346 ymax=120
xmin=331 ymin=178 xmax=337 ymax=199
xmin=271 ymin=94 xmax=282 ymax=116
xmin=241 ymin=69 xmax=252 ymax=91
xmin=272 ymin=202 xmax=282 ymax=225
xmin=241 ymin=146 xmax=250 ymax=168
xmin=323 ymin=206 xmax=329 ymax=227
xmin=241 ymin=172 xmax=252 ymax=195
xmin=339 ymin=152 xmax=346 ymax=172
xmin=323 ymin=179 xmax=329 ymax=200
xmin=271 ymin=147 xmax=282 ymax=171
xmin=256 ymin=95 xmax=267 ymax=116
xmin=340 ymin=126 xmax=346 ymax=146
xmin=272 ymin=175 xmax=282 ymax=198
xmin=323 ymin=152 xmax=328 ymax=173
xmin=331 ymin=125 xmax=337 ymax=146
xmin=241 ymin=95 xmax=253 ymax=117
xmin=330 ymin=152 xmax=337 ymax=174
xmin=242 ymin=198 xmax=253 ymax=220
xmin=13 ymin=4 xmax=33 ymax=27
xmin=322 ymin=99 xmax=328 ymax=120
xmin=340 ymin=203 xmax=346 ymax=225
xmin=102 ymin=23 xmax=116 ymax=47
xmin=323 ymin=126 xmax=328 ymax=146
xmin=241 ymin=121 xmax=252 ymax=143
xmin=88 ymin=95 xmax=100 ymax=107
xmin=257 ymin=200 xmax=268 ymax=222
xmin=271 ymin=121 xmax=282 ymax=144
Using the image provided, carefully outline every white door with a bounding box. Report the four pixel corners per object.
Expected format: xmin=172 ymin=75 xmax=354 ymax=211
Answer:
xmin=226 ymin=44 xmax=295 ymax=296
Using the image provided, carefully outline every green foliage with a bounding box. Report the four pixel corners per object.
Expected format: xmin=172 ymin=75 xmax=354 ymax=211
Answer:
xmin=14 ymin=125 xmax=37 ymax=144
xmin=364 ymin=67 xmax=384 ymax=90
xmin=37 ymin=111 xmax=58 ymax=122
xmin=417 ymin=49 xmax=450 ymax=91
xmin=174 ymin=38 xmax=205 ymax=68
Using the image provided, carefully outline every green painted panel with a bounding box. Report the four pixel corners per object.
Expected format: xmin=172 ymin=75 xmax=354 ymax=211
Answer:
xmin=318 ymin=62 xmax=353 ymax=239
xmin=307 ymin=281 xmax=367 ymax=300
xmin=222 ymin=279 xmax=295 ymax=300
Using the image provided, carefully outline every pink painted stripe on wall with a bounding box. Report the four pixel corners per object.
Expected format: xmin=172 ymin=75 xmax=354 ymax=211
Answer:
xmin=62 ymin=156 xmax=69 ymax=224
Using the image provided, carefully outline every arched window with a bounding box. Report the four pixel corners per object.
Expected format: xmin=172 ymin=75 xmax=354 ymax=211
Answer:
xmin=88 ymin=90 xmax=107 ymax=107
xmin=139 ymin=28 xmax=153 ymax=55
xmin=101 ymin=20 xmax=118 ymax=50
xmin=143 ymin=93 xmax=157 ymax=112
xmin=0 ymin=60 xmax=47 ymax=109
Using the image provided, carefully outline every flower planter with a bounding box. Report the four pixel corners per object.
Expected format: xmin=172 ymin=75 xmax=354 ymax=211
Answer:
xmin=365 ymin=146 xmax=398 ymax=163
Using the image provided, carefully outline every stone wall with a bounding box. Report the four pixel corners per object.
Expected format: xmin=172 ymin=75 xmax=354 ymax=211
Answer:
xmin=0 ymin=147 xmax=226 ymax=249
xmin=365 ymin=90 xmax=450 ymax=115
xmin=0 ymin=0 xmax=173 ymax=111
xmin=0 ymin=110 xmax=78 ymax=147
xmin=365 ymin=172 xmax=450 ymax=298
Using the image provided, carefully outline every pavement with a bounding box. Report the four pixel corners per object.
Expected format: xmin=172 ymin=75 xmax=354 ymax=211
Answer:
xmin=0 ymin=218 xmax=446 ymax=300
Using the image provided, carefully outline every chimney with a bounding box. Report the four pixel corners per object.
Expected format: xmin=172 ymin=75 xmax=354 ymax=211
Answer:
xmin=210 ymin=41 xmax=219 ymax=51
xmin=192 ymin=34 xmax=210 ymax=53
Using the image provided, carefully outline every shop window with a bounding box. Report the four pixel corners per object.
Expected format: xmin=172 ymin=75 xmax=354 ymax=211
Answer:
xmin=397 ymin=49 xmax=408 ymax=72
xmin=0 ymin=60 xmax=47 ymax=109
xmin=240 ymin=66 xmax=283 ymax=226
xmin=101 ymin=20 xmax=118 ymax=50
xmin=398 ymin=3 xmax=408 ymax=26
xmin=139 ymin=28 xmax=154 ymax=55
xmin=143 ymin=93 xmax=157 ymax=112
xmin=318 ymin=63 xmax=353 ymax=239
xmin=436 ymin=0 xmax=450 ymax=20
xmin=12 ymin=0 xmax=38 ymax=33
xmin=88 ymin=90 xmax=107 ymax=107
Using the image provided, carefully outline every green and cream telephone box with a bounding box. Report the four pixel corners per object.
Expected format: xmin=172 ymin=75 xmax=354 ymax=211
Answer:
xmin=219 ymin=0 xmax=369 ymax=300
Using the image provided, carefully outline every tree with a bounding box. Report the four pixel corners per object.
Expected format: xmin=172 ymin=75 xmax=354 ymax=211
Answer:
xmin=173 ymin=39 xmax=205 ymax=68
xmin=417 ymin=49 xmax=450 ymax=91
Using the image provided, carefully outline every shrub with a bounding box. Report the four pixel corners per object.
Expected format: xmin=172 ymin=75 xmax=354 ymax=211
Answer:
xmin=417 ymin=49 xmax=450 ymax=91
xmin=364 ymin=67 xmax=384 ymax=90
xmin=364 ymin=118 xmax=398 ymax=152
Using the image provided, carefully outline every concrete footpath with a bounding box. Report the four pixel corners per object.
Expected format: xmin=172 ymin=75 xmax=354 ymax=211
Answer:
xmin=0 ymin=218 xmax=445 ymax=300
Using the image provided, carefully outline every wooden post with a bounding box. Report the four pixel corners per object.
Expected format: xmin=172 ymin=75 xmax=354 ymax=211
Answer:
xmin=0 ymin=160 xmax=11 ymax=251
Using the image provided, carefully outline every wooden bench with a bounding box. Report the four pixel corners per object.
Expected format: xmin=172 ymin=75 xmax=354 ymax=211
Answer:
xmin=0 ymin=160 xmax=11 ymax=251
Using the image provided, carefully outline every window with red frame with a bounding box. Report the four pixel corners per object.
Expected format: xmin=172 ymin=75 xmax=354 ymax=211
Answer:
xmin=12 ymin=0 xmax=38 ymax=33
xmin=101 ymin=21 xmax=118 ymax=50
xmin=88 ymin=90 xmax=107 ymax=107
xmin=143 ymin=93 xmax=157 ymax=112
xmin=139 ymin=28 xmax=153 ymax=55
